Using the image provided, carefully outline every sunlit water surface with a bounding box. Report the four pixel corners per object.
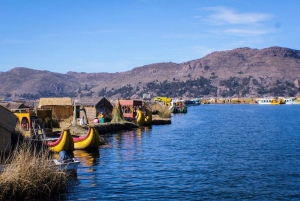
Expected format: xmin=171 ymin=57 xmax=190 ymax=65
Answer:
xmin=61 ymin=105 xmax=300 ymax=200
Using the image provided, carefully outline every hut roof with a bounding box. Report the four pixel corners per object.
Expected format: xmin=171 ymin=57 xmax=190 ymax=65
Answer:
xmin=0 ymin=102 xmax=26 ymax=110
xmin=0 ymin=105 xmax=17 ymax=132
xmin=95 ymin=97 xmax=113 ymax=114
xmin=38 ymin=97 xmax=73 ymax=108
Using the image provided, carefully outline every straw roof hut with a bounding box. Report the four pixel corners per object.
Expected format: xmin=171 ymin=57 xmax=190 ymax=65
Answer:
xmin=0 ymin=106 xmax=17 ymax=152
xmin=95 ymin=97 xmax=113 ymax=115
xmin=38 ymin=97 xmax=73 ymax=120
xmin=217 ymin=98 xmax=225 ymax=104
xmin=230 ymin=98 xmax=240 ymax=104
xmin=0 ymin=102 xmax=27 ymax=111
xmin=209 ymin=98 xmax=216 ymax=104
xmin=76 ymin=97 xmax=113 ymax=122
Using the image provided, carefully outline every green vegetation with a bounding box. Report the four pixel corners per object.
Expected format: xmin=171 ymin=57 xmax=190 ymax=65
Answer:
xmin=11 ymin=75 xmax=300 ymax=99
xmin=219 ymin=76 xmax=251 ymax=97
xmin=257 ymin=80 xmax=297 ymax=96
xmin=98 ymin=77 xmax=217 ymax=98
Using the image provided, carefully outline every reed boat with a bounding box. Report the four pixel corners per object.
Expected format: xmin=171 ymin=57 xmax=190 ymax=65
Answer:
xmin=136 ymin=109 xmax=145 ymax=126
xmin=73 ymin=126 xmax=101 ymax=149
xmin=144 ymin=108 xmax=152 ymax=126
xmin=46 ymin=129 xmax=74 ymax=153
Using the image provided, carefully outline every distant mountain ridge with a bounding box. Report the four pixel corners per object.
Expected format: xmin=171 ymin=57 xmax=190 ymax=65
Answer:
xmin=1 ymin=46 xmax=299 ymax=99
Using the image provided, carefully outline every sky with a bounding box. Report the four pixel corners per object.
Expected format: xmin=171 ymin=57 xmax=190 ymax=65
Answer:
xmin=0 ymin=0 xmax=299 ymax=74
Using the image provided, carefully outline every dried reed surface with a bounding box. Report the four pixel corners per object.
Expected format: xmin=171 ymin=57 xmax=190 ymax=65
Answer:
xmin=152 ymin=103 xmax=171 ymax=118
xmin=0 ymin=142 xmax=68 ymax=200
xmin=111 ymin=100 xmax=126 ymax=123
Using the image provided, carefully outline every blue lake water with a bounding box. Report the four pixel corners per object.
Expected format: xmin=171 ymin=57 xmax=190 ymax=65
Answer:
xmin=62 ymin=104 xmax=300 ymax=200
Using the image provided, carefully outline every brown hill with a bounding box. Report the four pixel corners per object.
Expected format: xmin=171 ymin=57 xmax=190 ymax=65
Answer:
xmin=0 ymin=46 xmax=299 ymax=99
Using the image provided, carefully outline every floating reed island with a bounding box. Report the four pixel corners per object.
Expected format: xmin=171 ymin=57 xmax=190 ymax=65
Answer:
xmin=67 ymin=101 xmax=171 ymax=136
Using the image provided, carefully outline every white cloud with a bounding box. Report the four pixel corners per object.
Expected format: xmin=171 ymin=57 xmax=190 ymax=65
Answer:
xmin=204 ymin=6 xmax=273 ymax=25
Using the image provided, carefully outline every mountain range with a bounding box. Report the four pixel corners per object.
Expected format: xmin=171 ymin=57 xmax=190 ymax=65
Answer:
xmin=1 ymin=46 xmax=299 ymax=100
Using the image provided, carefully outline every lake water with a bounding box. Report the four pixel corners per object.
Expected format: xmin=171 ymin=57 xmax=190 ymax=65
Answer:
xmin=62 ymin=104 xmax=300 ymax=200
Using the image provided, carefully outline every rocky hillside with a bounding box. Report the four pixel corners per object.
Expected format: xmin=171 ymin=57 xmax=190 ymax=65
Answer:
xmin=1 ymin=46 xmax=299 ymax=99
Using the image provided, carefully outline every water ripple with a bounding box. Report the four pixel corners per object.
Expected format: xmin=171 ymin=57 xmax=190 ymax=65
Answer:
xmin=62 ymin=105 xmax=300 ymax=200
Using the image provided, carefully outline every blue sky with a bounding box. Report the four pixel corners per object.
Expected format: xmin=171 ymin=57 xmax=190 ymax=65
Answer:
xmin=0 ymin=0 xmax=299 ymax=73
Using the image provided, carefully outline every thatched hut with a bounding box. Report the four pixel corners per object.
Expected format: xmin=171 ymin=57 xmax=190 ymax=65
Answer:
xmin=209 ymin=98 xmax=216 ymax=104
xmin=74 ymin=97 xmax=114 ymax=122
xmin=38 ymin=97 xmax=73 ymax=120
xmin=0 ymin=106 xmax=17 ymax=152
xmin=230 ymin=98 xmax=240 ymax=104
xmin=95 ymin=97 xmax=113 ymax=116
xmin=0 ymin=102 xmax=27 ymax=110
xmin=216 ymin=98 xmax=225 ymax=104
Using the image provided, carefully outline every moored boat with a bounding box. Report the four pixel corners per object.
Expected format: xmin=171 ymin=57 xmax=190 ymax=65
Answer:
xmin=143 ymin=108 xmax=152 ymax=126
xmin=52 ymin=158 xmax=80 ymax=174
xmin=46 ymin=129 xmax=74 ymax=153
xmin=184 ymin=99 xmax=201 ymax=106
xmin=136 ymin=108 xmax=145 ymax=126
xmin=170 ymin=100 xmax=187 ymax=113
xmin=256 ymin=98 xmax=285 ymax=105
xmin=73 ymin=126 xmax=100 ymax=149
xmin=53 ymin=150 xmax=80 ymax=174
xmin=283 ymin=97 xmax=300 ymax=104
xmin=0 ymin=150 xmax=80 ymax=175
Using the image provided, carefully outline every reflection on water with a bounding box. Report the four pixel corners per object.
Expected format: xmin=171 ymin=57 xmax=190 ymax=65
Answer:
xmin=73 ymin=149 xmax=100 ymax=167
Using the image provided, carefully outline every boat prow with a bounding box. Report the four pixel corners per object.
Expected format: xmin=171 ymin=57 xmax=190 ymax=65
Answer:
xmin=46 ymin=129 xmax=74 ymax=153
xmin=73 ymin=126 xmax=100 ymax=149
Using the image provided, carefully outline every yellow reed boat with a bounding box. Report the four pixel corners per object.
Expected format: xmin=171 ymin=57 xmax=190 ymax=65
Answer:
xmin=143 ymin=108 xmax=152 ymax=126
xmin=46 ymin=129 xmax=74 ymax=153
xmin=73 ymin=126 xmax=100 ymax=150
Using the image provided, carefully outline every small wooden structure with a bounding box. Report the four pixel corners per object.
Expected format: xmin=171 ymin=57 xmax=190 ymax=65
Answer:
xmin=38 ymin=97 xmax=73 ymax=120
xmin=75 ymin=97 xmax=114 ymax=122
xmin=119 ymin=100 xmax=143 ymax=119
xmin=0 ymin=106 xmax=17 ymax=152
xmin=75 ymin=102 xmax=95 ymax=122
xmin=12 ymin=108 xmax=53 ymax=138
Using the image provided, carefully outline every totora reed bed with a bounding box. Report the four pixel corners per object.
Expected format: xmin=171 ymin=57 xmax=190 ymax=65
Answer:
xmin=151 ymin=103 xmax=171 ymax=118
xmin=0 ymin=141 xmax=71 ymax=200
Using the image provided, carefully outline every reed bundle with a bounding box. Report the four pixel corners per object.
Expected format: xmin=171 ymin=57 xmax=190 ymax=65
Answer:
xmin=0 ymin=142 xmax=68 ymax=200
xmin=111 ymin=100 xmax=126 ymax=123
